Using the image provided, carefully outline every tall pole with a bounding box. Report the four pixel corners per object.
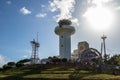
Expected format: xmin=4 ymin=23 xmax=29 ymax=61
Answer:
xmin=101 ymin=34 xmax=107 ymax=63
xmin=101 ymin=35 xmax=107 ymax=55
xmin=37 ymin=32 xmax=39 ymax=42
xmin=101 ymin=42 xmax=103 ymax=57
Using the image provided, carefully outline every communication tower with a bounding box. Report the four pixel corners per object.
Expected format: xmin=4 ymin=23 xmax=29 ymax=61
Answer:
xmin=30 ymin=34 xmax=40 ymax=64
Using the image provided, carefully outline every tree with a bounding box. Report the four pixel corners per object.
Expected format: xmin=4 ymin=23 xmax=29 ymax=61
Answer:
xmin=62 ymin=58 xmax=67 ymax=63
xmin=107 ymin=54 xmax=120 ymax=66
xmin=48 ymin=56 xmax=52 ymax=60
xmin=104 ymin=54 xmax=110 ymax=63
xmin=58 ymin=19 xmax=72 ymax=27
xmin=0 ymin=68 xmax=2 ymax=71
xmin=17 ymin=59 xmax=31 ymax=63
xmin=7 ymin=62 xmax=15 ymax=67
xmin=2 ymin=62 xmax=16 ymax=70
xmin=91 ymin=58 xmax=99 ymax=63
xmin=52 ymin=56 xmax=59 ymax=64
xmin=16 ymin=63 xmax=24 ymax=67
xmin=16 ymin=59 xmax=31 ymax=67
xmin=2 ymin=64 xmax=11 ymax=70
xmin=48 ymin=56 xmax=60 ymax=64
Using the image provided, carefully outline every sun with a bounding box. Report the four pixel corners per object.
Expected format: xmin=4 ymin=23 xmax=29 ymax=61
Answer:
xmin=83 ymin=5 xmax=114 ymax=32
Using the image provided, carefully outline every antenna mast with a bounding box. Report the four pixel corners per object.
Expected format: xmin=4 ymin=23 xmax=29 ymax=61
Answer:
xmin=37 ymin=32 xmax=39 ymax=42
xmin=30 ymin=33 xmax=40 ymax=64
xmin=101 ymin=34 xmax=107 ymax=63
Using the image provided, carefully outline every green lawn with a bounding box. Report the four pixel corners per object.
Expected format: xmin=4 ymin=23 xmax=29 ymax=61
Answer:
xmin=24 ymin=74 xmax=69 ymax=79
xmin=0 ymin=64 xmax=120 ymax=79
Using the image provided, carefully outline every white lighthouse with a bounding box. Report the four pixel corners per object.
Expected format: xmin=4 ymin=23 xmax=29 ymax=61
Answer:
xmin=55 ymin=19 xmax=75 ymax=60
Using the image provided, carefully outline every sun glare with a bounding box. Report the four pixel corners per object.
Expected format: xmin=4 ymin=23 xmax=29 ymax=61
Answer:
xmin=83 ymin=5 xmax=114 ymax=32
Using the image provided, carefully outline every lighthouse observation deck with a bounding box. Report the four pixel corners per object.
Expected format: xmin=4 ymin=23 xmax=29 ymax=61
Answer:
xmin=55 ymin=25 xmax=75 ymax=35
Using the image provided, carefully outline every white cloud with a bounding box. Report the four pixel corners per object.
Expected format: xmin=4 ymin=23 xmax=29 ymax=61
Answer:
xmin=88 ymin=0 xmax=113 ymax=5
xmin=23 ymin=55 xmax=28 ymax=58
xmin=71 ymin=18 xmax=79 ymax=26
xmin=49 ymin=0 xmax=79 ymax=26
xmin=36 ymin=13 xmax=47 ymax=18
xmin=41 ymin=5 xmax=45 ymax=8
xmin=20 ymin=7 xmax=31 ymax=15
xmin=49 ymin=0 xmax=75 ymax=21
xmin=0 ymin=54 xmax=9 ymax=67
xmin=6 ymin=1 xmax=12 ymax=5
xmin=84 ymin=0 xmax=114 ymax=17
xmin=88 ymin=0 xmax=113 ymax=3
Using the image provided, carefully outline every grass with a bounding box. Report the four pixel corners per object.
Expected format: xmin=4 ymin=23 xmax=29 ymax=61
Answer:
xmin=24 ymin=74 xmax=69 ymax=79
xmin=0 ymin=74 xmax=8 ymax=78
xmin=69 ymin=71 xmax=120 ymax=79
xmin=0 ymin=64 xmax=120 ymax=79
xmin=83 ymin=74 xmax=120 ymax=79
xmin=41 ymin=71 xmax=74 ymax=74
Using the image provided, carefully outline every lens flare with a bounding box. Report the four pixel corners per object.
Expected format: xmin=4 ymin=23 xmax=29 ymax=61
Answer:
xmin=84 ymin=6 xmax=114 ymax=31
xmin=83 ymin=0 xmax=115 ymax=32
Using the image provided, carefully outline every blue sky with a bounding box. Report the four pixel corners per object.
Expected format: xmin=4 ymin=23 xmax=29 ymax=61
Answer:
xmin=0 ymin=0 xmax=120 ymax=67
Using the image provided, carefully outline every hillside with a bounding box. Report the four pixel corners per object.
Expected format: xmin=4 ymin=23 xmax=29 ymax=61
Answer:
xmin=0 ymin=64 xmax=120 ymax=80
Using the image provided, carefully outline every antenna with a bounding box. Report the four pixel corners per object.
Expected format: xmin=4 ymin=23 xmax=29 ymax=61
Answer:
xmin=101 ymin=42 xmax=103 ymax=57
xmin=37 ymin=32 xmax=39 ymax=42
xmin=101 ymin=34 xmax=107 ymax=63
xmin=101 ymin=34 xmax=107 ymax=55
xmin=30 ymin=33 xmax=40 ymax=64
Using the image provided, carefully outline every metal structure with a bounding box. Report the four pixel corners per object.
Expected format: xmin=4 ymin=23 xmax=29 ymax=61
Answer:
xmin=80 ymin=48 xmax=101 ymax=61
xmin=101 ymin=35 xmax=107 ymax=55
xmin=101 ymin=35 xmax=108 ymax=63
xmin=30 ymin=39 xmax=40 ymax=64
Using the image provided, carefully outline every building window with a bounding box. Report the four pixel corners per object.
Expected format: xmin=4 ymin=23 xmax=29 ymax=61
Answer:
xmin=61 ymin=36 xmax=63 ymax=38
xmin=61 ymin=45 xmax=63 ymax=47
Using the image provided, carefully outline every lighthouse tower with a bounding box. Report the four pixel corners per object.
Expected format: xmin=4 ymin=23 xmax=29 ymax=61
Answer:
xmin=55 ymin=19 xmax=75 ymax=60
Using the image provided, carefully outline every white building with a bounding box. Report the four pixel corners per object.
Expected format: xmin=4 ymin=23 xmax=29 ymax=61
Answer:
xmin=72 ymin=41 xmax=89 ymax=60
xmin=55 ymin=25 xmax=75 ymax=60
xmin=71 ymin=49 xmax=78 ymax=61
xmin=72 ymin=41 xmax=100 ymax=61
xmin=78 ymin=41 xmax=89 ymax=58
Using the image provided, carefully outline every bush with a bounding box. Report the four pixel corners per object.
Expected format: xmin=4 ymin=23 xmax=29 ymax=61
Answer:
xmin=2 ymin=64 xmax=12 ymax=70
xmin=17 ymin=59 xmax=31 ymax=63
xmin=16 ymin=63 xmax=24 ymax=67
xmin=62 ymin=58 xmax=67 ymax=63
xmin=0 ymin=68 xmax=3 ymax=71
xmin=15 ymin=59 xmax=31 ymax=67
xmin=7 ymin=62 xmax=15 ymax=67
xmin=58 ymin=19 xmax=72 ymax=27
xmin=107 ymin=54 xmax=120 ymax=66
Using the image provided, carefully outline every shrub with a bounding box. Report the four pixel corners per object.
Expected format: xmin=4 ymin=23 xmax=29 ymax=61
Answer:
xmin=7 ymin=62 xmax=15 ymax=67
xmin=2 ymin=64 xmax=12 ymax=70
xmin=62 ymin=58 xmax=67 ymax=63
xmin=107 ymin=54 xmax=120 ymax=66
xmin=16 ymin=63 xmax=24 ymax=67
xmin=58 ymin=19 xmax=72 ymax=27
